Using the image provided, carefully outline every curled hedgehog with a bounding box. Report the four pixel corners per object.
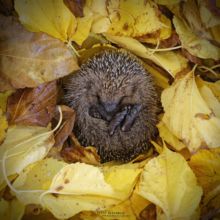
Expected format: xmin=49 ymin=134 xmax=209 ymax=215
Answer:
xmin=65 ymin=49 xmax=159 ymax=162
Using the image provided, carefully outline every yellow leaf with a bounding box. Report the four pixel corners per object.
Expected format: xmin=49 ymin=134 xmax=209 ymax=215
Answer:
xmin=0 ymin=125 xmax=55 ymax=186
xmin=173 ymin=16 xmax=220 ymax=60
xmin=105 ymin=34 xmax=188 ymax=77
xmin=198 ymin=0 xmax=220 ymax=28
xmin=144 ymin=63 xmax=170 ymax=89
xmin=49 ymin=163 xmax=114 ymax=196
xmin=0 ymin=91 xmax=13 ymax=113
xmin=161 ymin=69 xmax=220 ymax=152
xmin=0 ymin=199 xmax=25 ymax=220
xmin=137 ymin=14 xmax=172 ymax=44
xmin=42 ymin=194 xmax=118 ymax=220
xmin=102 ymin=163 xmax=142 ymax=200
xmin=0 ymin=109 xmax=8 ymax=144
xmin=137 ymin=147 xmax=202 ymax=220
xmin=154 ymin=0 xmax=180 ymax=4
xmin=157 ymin=121 xmax=186 ymax=151
xmin=14 ymin=0 xmax=77 ymax=42
xmin=107 ymin=0 xmax=171 ymax=39
xmin=130 ymin=187 xmax=151 ymax=218
xmin=189 ymin=149 xmax=220 ymax=204
xmin=196 ymin=77 xmax=220 ymax=102
xmin=12 ymin=158 xmax=66 ymax=204
xmin=71 ymin=16 xmax=93 ymax=46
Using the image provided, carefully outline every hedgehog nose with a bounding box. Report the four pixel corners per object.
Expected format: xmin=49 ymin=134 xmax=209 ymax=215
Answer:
xmin=102 ymin=102 xmax=118 ymax=113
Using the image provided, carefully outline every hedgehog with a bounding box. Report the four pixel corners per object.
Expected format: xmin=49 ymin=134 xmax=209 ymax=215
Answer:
xmin=64 ymin=49 xmax=159 ymax=162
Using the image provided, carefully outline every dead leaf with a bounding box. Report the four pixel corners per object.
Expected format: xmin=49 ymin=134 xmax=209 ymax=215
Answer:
xmin=0 ymin=91 xmax=13 ymax=113
xmin=53 ymin=105 xmax=76 ymax=149
xmin=189 ymin=149 xmax=220 ymax=201
xmin=64 ymin=0 xmax=86 ymax=17
xmin=14 ymin=0 xmax=77 ymax=42
xmin=173 ymin=16 xmax=220 ymax=60
xmin=61 ymin=138 xmax=100 ymax=166
xmin=0 ymin=109 xmax=8 ymax=144
xmin=0 ymin=15 xmax=79 ymax=90
xmin=137 ymin=147 xmax=203 ymax=220
xmin=7 ymin=81 xmax=57 ymax=127
xmin=107 ymin=0 xmax=171 ymax=40
xmin=139 ymin=204 xmax=156 ymax=220
xmin=161 ymin=69 xmax=220 ymax=152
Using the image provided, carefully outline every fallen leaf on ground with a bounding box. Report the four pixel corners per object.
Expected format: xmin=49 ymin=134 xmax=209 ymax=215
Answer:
xmin=198 ymin=0 xmax=220 ymax=28
xmin=14 ymin=0 xmax=77 ymax=42
xmin=157 ymin=121 xmax=186 ymax=151
xmin=0 ymin=91 xmax=13 ymax=113
xmin=189 ymin=149 xmax=220 ymax=204
xmin=161 ymin=69 xmax=220 ymax=152
xmin=105 ymin=34 xmax=188 ymax=77
xmin=61 ymin=144 xmax=100 ymax=166
xmin=0 ymin=91 xmax=11 ymax=144
xmin=0 ymin=109 xmax=8 ymax=145
xmin=130 ymin=187 xmax=151 ymax=219
xmin=12 ymin=158 xmax=67 ymax=205
xmin=107 ymin=0 xmax=171 ymax=41
xmin=0 ymin=15 xmax=79 ymax=89
xmin=52 ymin=105 xmax=76 ymax=149
xmin=64 ymin=0 xmax=86 ymax=17
xmin=7 ymin=81 xmax=57 ymax=127
xmin=13 ymin=158 xmax=144 ymax=218
xmin=137 ymin=147 xmax=202 ymax=220
xmin=0 ymin=125 xmax=55 ymax=186
xmin=102 ymin=163 xmax=142 ymax=200
xmin=173 ymin=16 xmax=220 ymax=60
xmin=196 ymin=77 xmax=220 ymax=102
xmin=0 ymin=198 xmax=25 ymax=220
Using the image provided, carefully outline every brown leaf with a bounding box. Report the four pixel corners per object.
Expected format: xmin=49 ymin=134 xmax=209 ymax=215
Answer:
xmin=0 ymin=15 xmax=79 ymax=90
xmin=53 ymin=105 xmax=76 ymax=149
xmin=139 ymin=204 xmax=156 ymax=220
xmin=7 ymin=81 xmax=57 ymax=127
xmin=64 ymin=0 xmax=86 ymax=17
xmin=181 ymin=48 xmax=203 ymax=65
xmin=159 ymin=32 xmax=180 ymax=48
xmin=61 ymin=134 xmax=100 ymax=166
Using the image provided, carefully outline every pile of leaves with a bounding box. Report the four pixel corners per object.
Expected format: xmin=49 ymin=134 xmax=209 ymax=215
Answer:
xmin=0 ymin=0 xmax=220 ymax=219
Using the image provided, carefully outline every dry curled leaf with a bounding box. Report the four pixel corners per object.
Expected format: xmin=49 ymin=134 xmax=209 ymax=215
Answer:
xmin=53 ymin=105 xmax=76 ymax=149
xmin=189 ymin=149 xmax=220 ymax=202
xmin=173 ymin=16 xmax=220 ymax=60
xmin=64 ymin=0 xmax=86 ymax=17
xmin=0 ymin=125 xmax=55 ymax=186
xmin=137 ymin=147 xmax=202 ymax=220
xmin=61 ymin=134 xmax=100 ymax=166
xmin=0 ymin=15 xmax=79 ymax=90
xmin=7 ymin=81 xmax=57 ymax=127
xmin=161 ymin=69 xmax=220 ymax=152
xmin=0 ymin=109 xmax=8 ymax=144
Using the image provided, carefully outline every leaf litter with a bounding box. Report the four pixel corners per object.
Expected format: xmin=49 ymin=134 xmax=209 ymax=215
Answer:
xmin=0 ymin=0 xmax=220 ymax=219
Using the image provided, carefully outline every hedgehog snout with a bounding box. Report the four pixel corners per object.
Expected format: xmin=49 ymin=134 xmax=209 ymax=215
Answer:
xmin=88 ymin=101 xmax=118 ymax=122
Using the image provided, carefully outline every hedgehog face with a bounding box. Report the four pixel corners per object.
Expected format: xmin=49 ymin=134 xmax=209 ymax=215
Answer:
xmin=65 ymin=50 xmax=159 ymax=162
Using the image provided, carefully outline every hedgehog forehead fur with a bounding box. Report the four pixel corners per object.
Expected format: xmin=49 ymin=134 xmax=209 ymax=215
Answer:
xmin=65 ymin=49 xmax=159 ymax=162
